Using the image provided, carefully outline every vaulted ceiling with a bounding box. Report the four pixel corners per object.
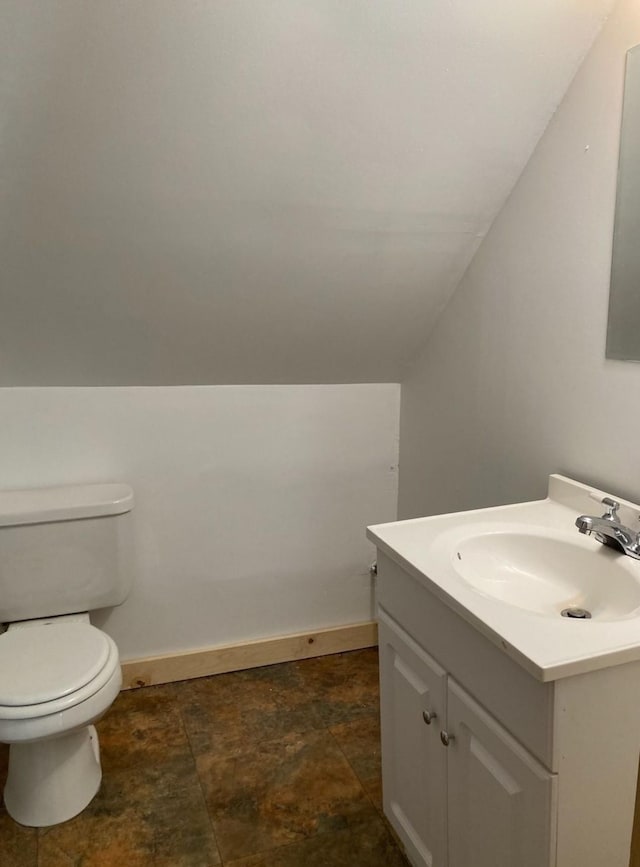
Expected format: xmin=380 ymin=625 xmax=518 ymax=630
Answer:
xmin=1 ymin=0 xmax=616 ymax=385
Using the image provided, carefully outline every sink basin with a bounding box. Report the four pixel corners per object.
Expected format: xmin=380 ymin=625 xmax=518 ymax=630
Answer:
xmin=452 ymin=530 xmax=640 ymax=620
xmin=367 ymin=475 xmax=640 ymax=678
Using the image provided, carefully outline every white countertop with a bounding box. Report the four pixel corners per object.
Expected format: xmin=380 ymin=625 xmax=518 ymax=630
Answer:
xmin=367 ymin=475 xmax=640 ymax=681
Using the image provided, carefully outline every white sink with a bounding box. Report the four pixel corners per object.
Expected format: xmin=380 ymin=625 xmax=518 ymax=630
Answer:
xmin=451 ymin=529 xmax=640 ymax=620
xmin=367 ymin=474 xmax=640 ymax=680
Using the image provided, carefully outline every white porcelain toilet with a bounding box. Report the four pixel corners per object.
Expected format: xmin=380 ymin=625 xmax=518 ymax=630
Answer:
xmin=0 ymin=483 xmax=134 ymax=827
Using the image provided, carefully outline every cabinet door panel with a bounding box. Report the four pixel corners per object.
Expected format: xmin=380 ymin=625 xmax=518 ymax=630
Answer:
xmin=379 ymin=609 xmax=447 ymax=867
xmin=447 ymin=680 xmax=557 ymax=867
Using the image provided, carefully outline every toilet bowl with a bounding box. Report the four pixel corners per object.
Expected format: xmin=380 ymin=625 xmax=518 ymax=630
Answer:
xmin=0 ymin=617 xmax=122 ymax=827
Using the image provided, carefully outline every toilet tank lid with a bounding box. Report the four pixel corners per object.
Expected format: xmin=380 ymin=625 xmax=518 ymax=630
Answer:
xmin=0 ymin=483 xmax=134 ymax=527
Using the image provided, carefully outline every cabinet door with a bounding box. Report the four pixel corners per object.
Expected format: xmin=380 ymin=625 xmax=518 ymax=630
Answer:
xmin=378 ymin=609 xmax=448 ymax=867
xmin=447 ymin=680 xmax=557 ymax=867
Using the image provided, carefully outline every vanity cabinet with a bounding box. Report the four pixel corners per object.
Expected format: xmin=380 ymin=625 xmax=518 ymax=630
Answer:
xmin=379 ymin=612 xmax=447 ymax=867
xmin=379 ymin=611 xmax=555 ymax=867
xmin=446 ymin=679 xmax=555 ymax=867
xmin=375 ymin=551 xmax=640 ymax=867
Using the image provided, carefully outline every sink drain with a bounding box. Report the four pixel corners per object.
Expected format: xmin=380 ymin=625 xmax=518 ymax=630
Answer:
xmin=561 ymin=607 xmax=592 ymax=619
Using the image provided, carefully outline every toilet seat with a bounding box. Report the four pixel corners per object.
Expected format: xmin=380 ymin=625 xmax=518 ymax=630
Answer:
xmin=0 ymin=624 xmax=119 ymax=720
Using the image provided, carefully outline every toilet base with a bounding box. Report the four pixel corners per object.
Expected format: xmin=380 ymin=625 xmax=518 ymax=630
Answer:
xmin=4 ymin=724 xmax=102 ymax=827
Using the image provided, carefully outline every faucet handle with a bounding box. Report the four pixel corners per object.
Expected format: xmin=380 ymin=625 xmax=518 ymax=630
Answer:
xmin=600 ymin=497 xmax=620 ymax=521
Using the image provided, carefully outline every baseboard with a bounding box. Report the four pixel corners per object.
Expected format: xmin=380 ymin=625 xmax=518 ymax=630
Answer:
xmin=121 ymin=620 xmax=378 ymax=689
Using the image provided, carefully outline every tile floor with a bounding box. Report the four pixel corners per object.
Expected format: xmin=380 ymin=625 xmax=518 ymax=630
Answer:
xmin=0 ymin=648 xmax=411 ymax=866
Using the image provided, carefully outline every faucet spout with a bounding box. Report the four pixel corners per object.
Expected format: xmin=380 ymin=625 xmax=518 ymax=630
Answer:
xmin=575 ymin=509 xmax=640 ymax=560
xmin=576 ymin=516 xmax=594 ymax=535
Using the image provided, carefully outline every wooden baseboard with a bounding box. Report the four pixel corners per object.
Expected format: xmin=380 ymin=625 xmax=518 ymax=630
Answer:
xmin=121 ymin=620 xmax=378 ymax=689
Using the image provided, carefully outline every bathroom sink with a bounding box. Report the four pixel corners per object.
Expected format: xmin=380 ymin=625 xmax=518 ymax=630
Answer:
xmin=368 ymin=475 xmax=640 ymax=680
xmin=451 ymin=529 xmax=640 ymax=620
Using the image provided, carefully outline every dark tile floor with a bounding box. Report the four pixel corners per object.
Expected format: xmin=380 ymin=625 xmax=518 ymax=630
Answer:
xmin=0 ymin=648 xmax=410 ymax=866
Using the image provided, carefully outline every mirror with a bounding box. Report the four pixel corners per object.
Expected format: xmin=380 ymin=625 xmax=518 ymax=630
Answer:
xmin=607 ymin=45 xmax=640 ymax=361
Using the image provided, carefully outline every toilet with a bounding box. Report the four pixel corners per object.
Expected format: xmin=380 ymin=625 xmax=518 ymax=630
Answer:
xmin=0 ymin=483 xmax=134 ymax=827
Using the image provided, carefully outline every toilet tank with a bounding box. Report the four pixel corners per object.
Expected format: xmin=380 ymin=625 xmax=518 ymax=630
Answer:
xmin=0 ymin=483 xmax=134 ymax=623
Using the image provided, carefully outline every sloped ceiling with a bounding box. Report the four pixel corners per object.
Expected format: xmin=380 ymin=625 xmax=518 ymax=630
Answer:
xmin=1 ymin=0 xmax=616 ymax=385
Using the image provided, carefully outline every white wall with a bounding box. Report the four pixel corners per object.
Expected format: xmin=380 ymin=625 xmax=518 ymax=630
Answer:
xmin=0 ymin=385 xmax=399 ymax=660
xmin=399 ymin=0 xmax=640 ymax=519
xmin=1 ymin=0 xmax=612 ymax=386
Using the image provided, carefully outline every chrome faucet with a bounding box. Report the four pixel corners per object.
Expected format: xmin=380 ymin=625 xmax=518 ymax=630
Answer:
xmin=575 ymin=497 xmax=640 ymax=560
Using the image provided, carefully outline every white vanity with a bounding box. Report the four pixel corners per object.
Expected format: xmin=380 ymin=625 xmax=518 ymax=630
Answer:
xmin=367 ymin=475 xmax=640 ymax=867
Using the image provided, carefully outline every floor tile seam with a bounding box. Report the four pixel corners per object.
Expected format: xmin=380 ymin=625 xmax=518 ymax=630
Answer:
xmin=241 ymin=685 xmax=328 ymax=717
xmin=177 ymin=685 xmax=211 ymax=762
xmin=243 ymin=717 xmax=324 ymax=747
xmin=193 ymin=730 xmax=320 ymax=776
xmin=323 ymin=707 xmax=380 ymax=737
xmin=219 ymin=837 xmax=292 ymax=866
xmin=206 ymin=740 xmax=378 ymax=864
xmin=189 ymin=718 xmax=334 ymax=764
xmin=176 ymin=702 xmax=225 ymax=867
xmin=179 ymin=691 xmax=301 ymax=714
xmin=217 ymin=804 xmax=383 ymax=867
xmin=324 ymin=724 xmax=381 ymax=814
xmin=36 ymin=835 xmax=75 ymax=865
xmin=381 ymin=814 xmax=412 ymax=865
xmin=321 ymin=731 xmax=378 ymax=813
xmin=294 ymin=675 xmax=350 ymax=695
